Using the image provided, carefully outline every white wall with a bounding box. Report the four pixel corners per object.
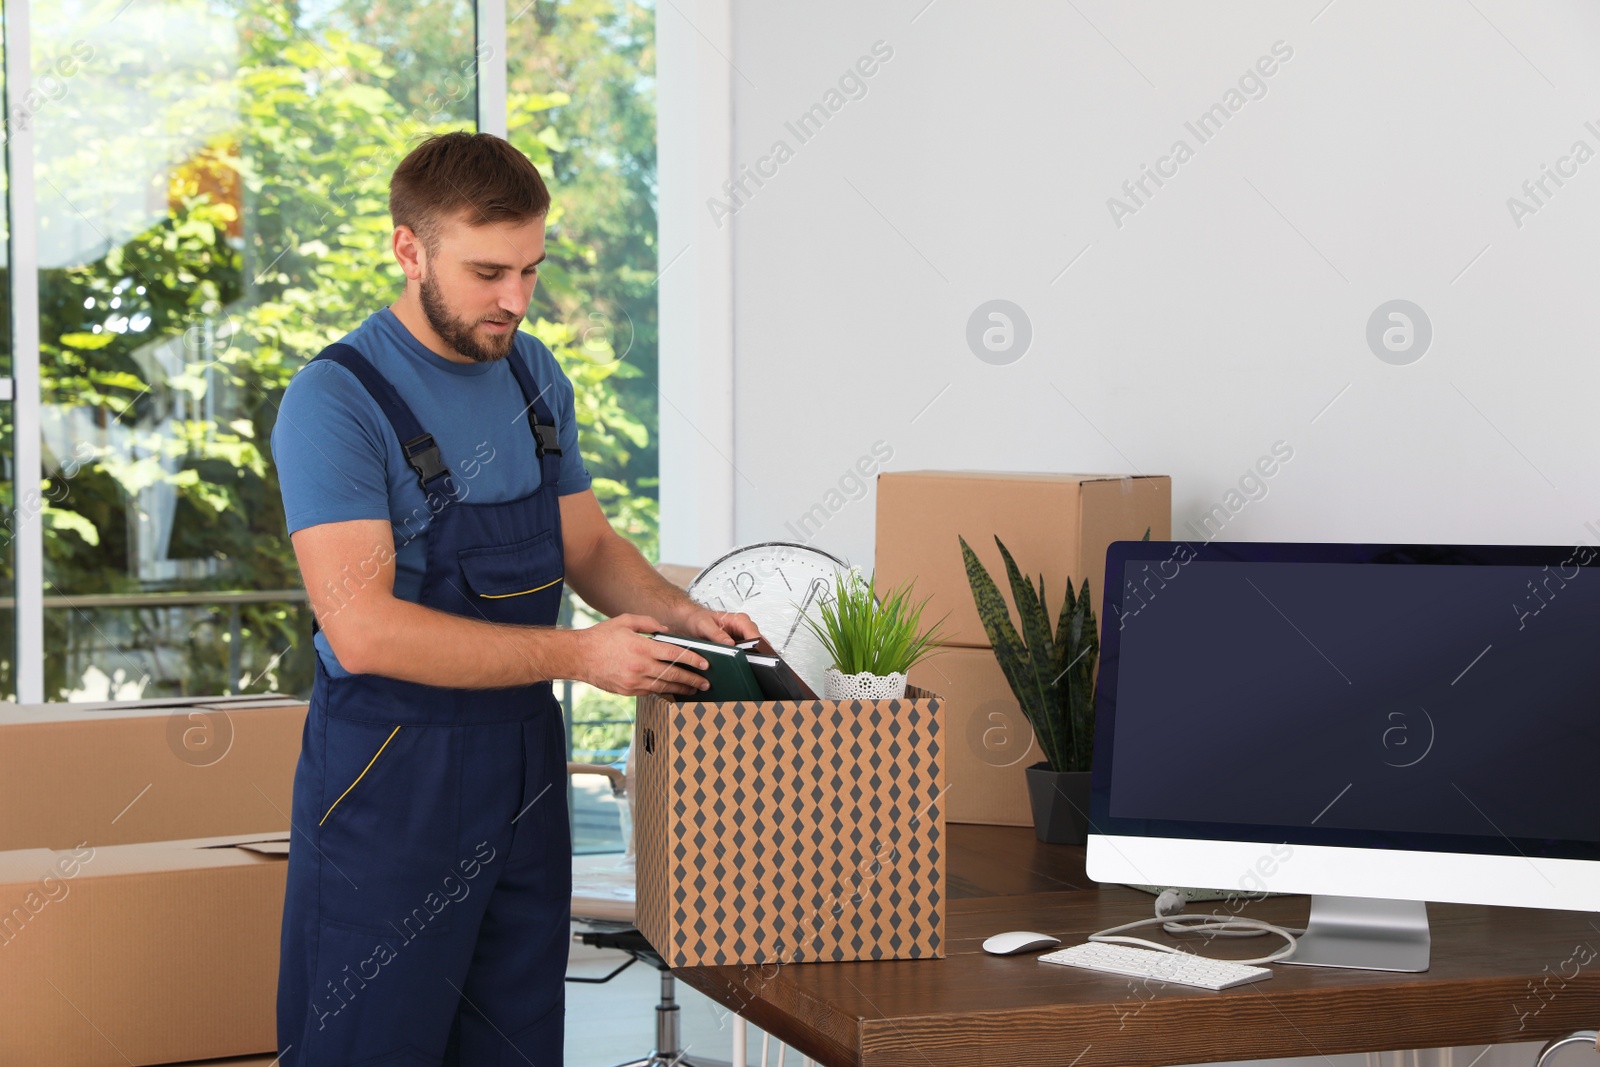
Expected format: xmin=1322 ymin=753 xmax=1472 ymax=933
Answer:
xmin=657 ymin=0 xmax=737 ymax=567
xmin=664 ymin=0 xmax=1600 ymax=571
xmin=654 ymin=9 xmax=1600 ymax=1063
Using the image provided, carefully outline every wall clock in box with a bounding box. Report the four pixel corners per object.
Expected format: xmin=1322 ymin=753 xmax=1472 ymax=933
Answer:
xmin=686 ymin=542 xmax=850 ymax=697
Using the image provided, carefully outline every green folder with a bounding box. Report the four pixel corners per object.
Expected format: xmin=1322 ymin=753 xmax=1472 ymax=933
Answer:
xmin=651 ymin=634 xmax=765 ymax=702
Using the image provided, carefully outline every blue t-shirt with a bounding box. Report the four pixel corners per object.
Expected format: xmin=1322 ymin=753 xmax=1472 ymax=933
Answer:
xmin=271 ymin=307 xmax=592 ymax=676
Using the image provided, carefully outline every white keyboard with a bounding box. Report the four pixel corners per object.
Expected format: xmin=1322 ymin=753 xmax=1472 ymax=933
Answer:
xmin=1038 ymin=942 xmax=1273 ymax=990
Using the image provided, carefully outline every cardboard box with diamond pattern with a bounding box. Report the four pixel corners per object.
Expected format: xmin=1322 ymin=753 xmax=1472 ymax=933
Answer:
xmin=634 ymin=687 xmax=945 ymax=968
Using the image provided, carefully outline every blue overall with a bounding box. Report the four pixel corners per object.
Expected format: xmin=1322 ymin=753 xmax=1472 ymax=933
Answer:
xmin=278 ymin=343 xmax=571 ymax=1066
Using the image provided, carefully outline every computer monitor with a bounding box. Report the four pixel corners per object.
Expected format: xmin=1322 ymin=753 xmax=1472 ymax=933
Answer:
xmin=1085 ymin=540 xmax=1600 ymax=972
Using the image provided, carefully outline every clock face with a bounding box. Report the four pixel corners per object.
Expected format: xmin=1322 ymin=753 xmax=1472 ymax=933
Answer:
xmin=686 ymin=541 xmax=851 ymax=696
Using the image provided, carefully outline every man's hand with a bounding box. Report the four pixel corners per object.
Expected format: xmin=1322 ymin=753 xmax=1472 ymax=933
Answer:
xmin=559 ymin=491 xmax=764 ymax=653
xmin=674 ymin=605 xmax=761 ymax=647
xmin=576 ymin=614 xmax=714 ymax=697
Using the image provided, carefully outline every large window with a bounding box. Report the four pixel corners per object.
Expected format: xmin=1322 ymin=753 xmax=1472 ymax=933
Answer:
xmin=509 ymin=0 xmax=659 ymax=563
xmin=507 ymin=0 xmax=658 ymax=852
xmin=26 ymin=0 xmax=479 ymax=701
xmin=6 ymin=0 xmax=658 ymax=707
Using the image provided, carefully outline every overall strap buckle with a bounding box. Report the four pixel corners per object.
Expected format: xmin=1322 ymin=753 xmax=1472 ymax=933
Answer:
xmin=500 ymin=343 xmax=565 ymax=459
xmin=311 ymin=344 xmax=455 ymax=495
xmin=402 ymin=433 xmax=449 ymax=483
xmin=533 ymin=422 xmax=562 ymax=457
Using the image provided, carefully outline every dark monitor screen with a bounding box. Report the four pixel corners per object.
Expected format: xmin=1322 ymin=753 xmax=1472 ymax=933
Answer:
xmin=1091 ymin=542 xmax=1600 ymax=861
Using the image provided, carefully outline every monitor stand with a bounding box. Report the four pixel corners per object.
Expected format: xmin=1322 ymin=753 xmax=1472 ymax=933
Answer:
xmin=1278 ymin=895 xmax=1430 ymax=972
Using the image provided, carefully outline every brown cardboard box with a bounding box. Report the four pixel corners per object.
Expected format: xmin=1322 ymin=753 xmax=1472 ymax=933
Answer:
xmin=0 ymin=697 xmax=307 ymax=851
xmin=634 ymin=687 xmax=945 ymax=967
xmin=908 ymin=647 xmax=1036 ymax=826
xmin=0 ymin=832 xmax=289 ymax=1066
xmin=875 ymin=471 xmax=1172 ymax=648
xmin=655 ymin=562 xmax=703 ymax=590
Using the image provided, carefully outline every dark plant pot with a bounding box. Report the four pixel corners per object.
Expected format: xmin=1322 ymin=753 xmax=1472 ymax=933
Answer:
xmin=1025 ymin=762 xmax=1091 ymax=845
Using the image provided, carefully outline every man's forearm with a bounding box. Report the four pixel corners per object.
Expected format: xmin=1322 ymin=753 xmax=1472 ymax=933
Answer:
xmin=334 ymin=594 xmax=585 ymax=689
xmin=569 ymin=532 xmax=698 ymax=629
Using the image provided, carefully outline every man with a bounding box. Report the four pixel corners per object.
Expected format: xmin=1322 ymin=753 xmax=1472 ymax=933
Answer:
xmin=271 ymin=130 xmax=757 ymax=1065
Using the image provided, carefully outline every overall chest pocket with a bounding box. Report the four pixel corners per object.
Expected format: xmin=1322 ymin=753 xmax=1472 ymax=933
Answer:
xmin=457 ymin=532 xmax=565 ymax=624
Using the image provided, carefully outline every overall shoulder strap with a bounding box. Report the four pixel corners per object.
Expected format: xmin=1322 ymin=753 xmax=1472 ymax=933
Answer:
xmin=503 ymin=346 xmax=566 ymax=487
xmin=312 ymin=342 xmax=452 ymax=493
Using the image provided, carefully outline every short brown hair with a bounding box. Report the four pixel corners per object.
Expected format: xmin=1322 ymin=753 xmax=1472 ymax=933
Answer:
xmin=389 ymin=131 xmax=551 ymax=254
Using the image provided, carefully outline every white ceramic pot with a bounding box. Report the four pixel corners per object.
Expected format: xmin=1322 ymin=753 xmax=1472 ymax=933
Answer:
xmin=823 ymin=668 xmax=908 ymax=701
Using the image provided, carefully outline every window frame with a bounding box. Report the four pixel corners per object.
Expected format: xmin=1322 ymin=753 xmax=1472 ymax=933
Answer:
xmin=8 ymin=0 xmax=45 ymax=702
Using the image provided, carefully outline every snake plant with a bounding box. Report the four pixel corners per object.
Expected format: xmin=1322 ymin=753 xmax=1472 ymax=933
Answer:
xmin=959 ymin=530 xmax=1148 ymax=772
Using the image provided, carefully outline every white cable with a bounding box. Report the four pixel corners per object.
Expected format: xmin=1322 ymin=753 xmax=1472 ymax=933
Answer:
xmin=1088 ymin=911 xmax=1305 ymax=966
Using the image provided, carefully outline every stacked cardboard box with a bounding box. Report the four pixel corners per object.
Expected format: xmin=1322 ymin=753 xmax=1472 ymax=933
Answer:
xmin=0 ymin=833 xmax=291 ymax=1066
xmin=878 ymin=472 xmax=1171 ymax=825
xmin=0 ymin=696 xmax=306 ymax=850
xmin=0 ymin=696 xmax=307 ymax=1066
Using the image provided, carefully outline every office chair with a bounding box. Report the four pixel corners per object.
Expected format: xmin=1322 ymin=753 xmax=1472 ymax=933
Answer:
xmin=1533 ymin=1030 xmax=1598 ymax=1065
xmin=566 ymin=762 xmax=814 ymax=1067
xmin=567 ymin=761 xmax=724 ymax=1067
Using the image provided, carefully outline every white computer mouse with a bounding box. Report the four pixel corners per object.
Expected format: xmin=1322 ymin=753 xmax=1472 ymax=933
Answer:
xmin=982 ymin=930 xmax=1061 ymax=956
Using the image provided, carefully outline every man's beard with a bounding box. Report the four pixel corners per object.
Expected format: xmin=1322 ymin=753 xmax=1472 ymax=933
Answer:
xmin=419 ymin=271 xmax=520 ymax=364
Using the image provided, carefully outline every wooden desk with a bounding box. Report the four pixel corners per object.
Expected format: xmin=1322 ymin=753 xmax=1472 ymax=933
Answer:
xmin=676 ymin=826 xmax=1600 ymax=1066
